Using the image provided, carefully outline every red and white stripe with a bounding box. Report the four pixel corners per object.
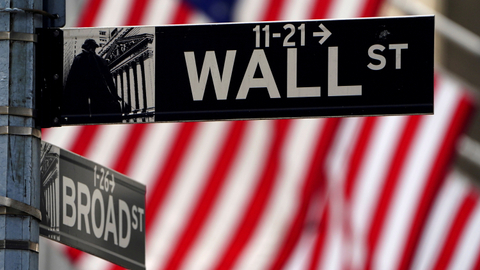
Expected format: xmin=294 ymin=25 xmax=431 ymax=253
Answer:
xmin=411 ymin=170 xmax=480 ymax=270
xmin=41 ymin=0 xmax=478 ymax=270
xmin=288 ymin=73 xmax=475 ymax=270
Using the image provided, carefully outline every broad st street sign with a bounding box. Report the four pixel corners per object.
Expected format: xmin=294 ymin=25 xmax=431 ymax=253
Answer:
xmin=37 ymin=15 xmax=434 ymax=127
xmin=40 ymin=141 xmax=146 ymax=270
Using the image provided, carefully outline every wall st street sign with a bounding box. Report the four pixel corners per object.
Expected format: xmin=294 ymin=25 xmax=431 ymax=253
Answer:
xmin=38 ymin=15 xmax=434 ymax=127
xmin=40 ymin=142 xmax=146 ymax=270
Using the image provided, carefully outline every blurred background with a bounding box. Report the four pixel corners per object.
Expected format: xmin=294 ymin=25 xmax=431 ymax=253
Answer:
xmin=384 ymin=0 xmax=480 ymax=187
xmin=39 ymin=0 xmax=480 ymax=270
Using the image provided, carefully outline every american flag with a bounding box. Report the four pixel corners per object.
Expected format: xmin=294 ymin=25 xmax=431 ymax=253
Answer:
xmin=41 ymin=0 xmax=479 ymax=269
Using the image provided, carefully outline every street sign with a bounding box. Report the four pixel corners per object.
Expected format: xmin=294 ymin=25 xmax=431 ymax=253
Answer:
xmin=39 ymin=141 xmax=146 ymax=270
xmin=38 ymin=15 xmax=434 ymax=127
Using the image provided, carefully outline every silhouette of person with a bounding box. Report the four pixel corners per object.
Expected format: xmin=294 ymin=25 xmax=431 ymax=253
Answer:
xmin=64 ymin=39 xmax=122 ymax=121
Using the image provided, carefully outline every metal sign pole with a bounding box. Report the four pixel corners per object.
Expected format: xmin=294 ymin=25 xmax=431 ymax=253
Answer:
xmin=0 ymin=0 xmax=43 ymax=268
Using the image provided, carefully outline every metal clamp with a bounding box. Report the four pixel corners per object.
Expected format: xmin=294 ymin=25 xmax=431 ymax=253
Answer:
xmin=0 ymin=196 xmax=42 ymax=221
xmin=0 ymin=126 xmax=41 ymax=138
xmin=0 ymin=106 xmax=35 ymax=118
xmin=0 ymin=31 xmax=37 ymax=43
xmin=0 ymin=240 xmax=39 ymax=253
xmin=0 ymin=7 xmax=58 ymax=19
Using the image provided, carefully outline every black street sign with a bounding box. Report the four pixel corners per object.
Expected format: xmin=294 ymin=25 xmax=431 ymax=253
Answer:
xmin=40 ymin=141 xmax=146 ymax=270
xmin=38 ymin=15 xmax=434 ymax=127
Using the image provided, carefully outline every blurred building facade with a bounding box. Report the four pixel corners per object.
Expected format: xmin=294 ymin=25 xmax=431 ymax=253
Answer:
xmin=442 ymin=0 xmax=480 ymax=182
xmin=382 ymin=0 xmax=480 ymax=184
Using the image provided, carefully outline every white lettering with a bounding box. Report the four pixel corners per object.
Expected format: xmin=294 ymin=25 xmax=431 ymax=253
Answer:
xmin=119 ymin=199 xmax=131 ymax=248
xmin=62 ymin=176 xmax=76 ymax=227
xmin=77 ymin=182 xmax=91 ymax=234
xmin=328 ymin=46 xmax=362 ymax=96
xmin=104 ymin=195 xmax=118 ymax=245
xmin=389 ymin=43 xmax=408 ymax=69
xmin=368 ymin=44 xmax=386 ymax=70
xmin=61 ymin=174 xmax=143 ymax=248
xmin=237 ymin=49 xmax=280 ymax=99
xmin=287 ymin=48 xmax=320 ymax=97
xmin=132 ymin=205 xmax=138 ymax=230
xmin=184 ymin=50 xmax=236 ymax=101
xmin=91 ymin=189 xmax=105 ymax=238
xmin=137 ymin=207 xmax=145 ymax=232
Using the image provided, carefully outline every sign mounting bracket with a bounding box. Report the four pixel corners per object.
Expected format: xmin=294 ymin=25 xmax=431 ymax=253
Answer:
xmin=42 ymin=0 xmax=65 ymax=28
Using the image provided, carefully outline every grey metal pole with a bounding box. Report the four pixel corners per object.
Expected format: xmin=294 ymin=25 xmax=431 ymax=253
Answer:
xmin=0 ymin=0 xmax=42 ymax=269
